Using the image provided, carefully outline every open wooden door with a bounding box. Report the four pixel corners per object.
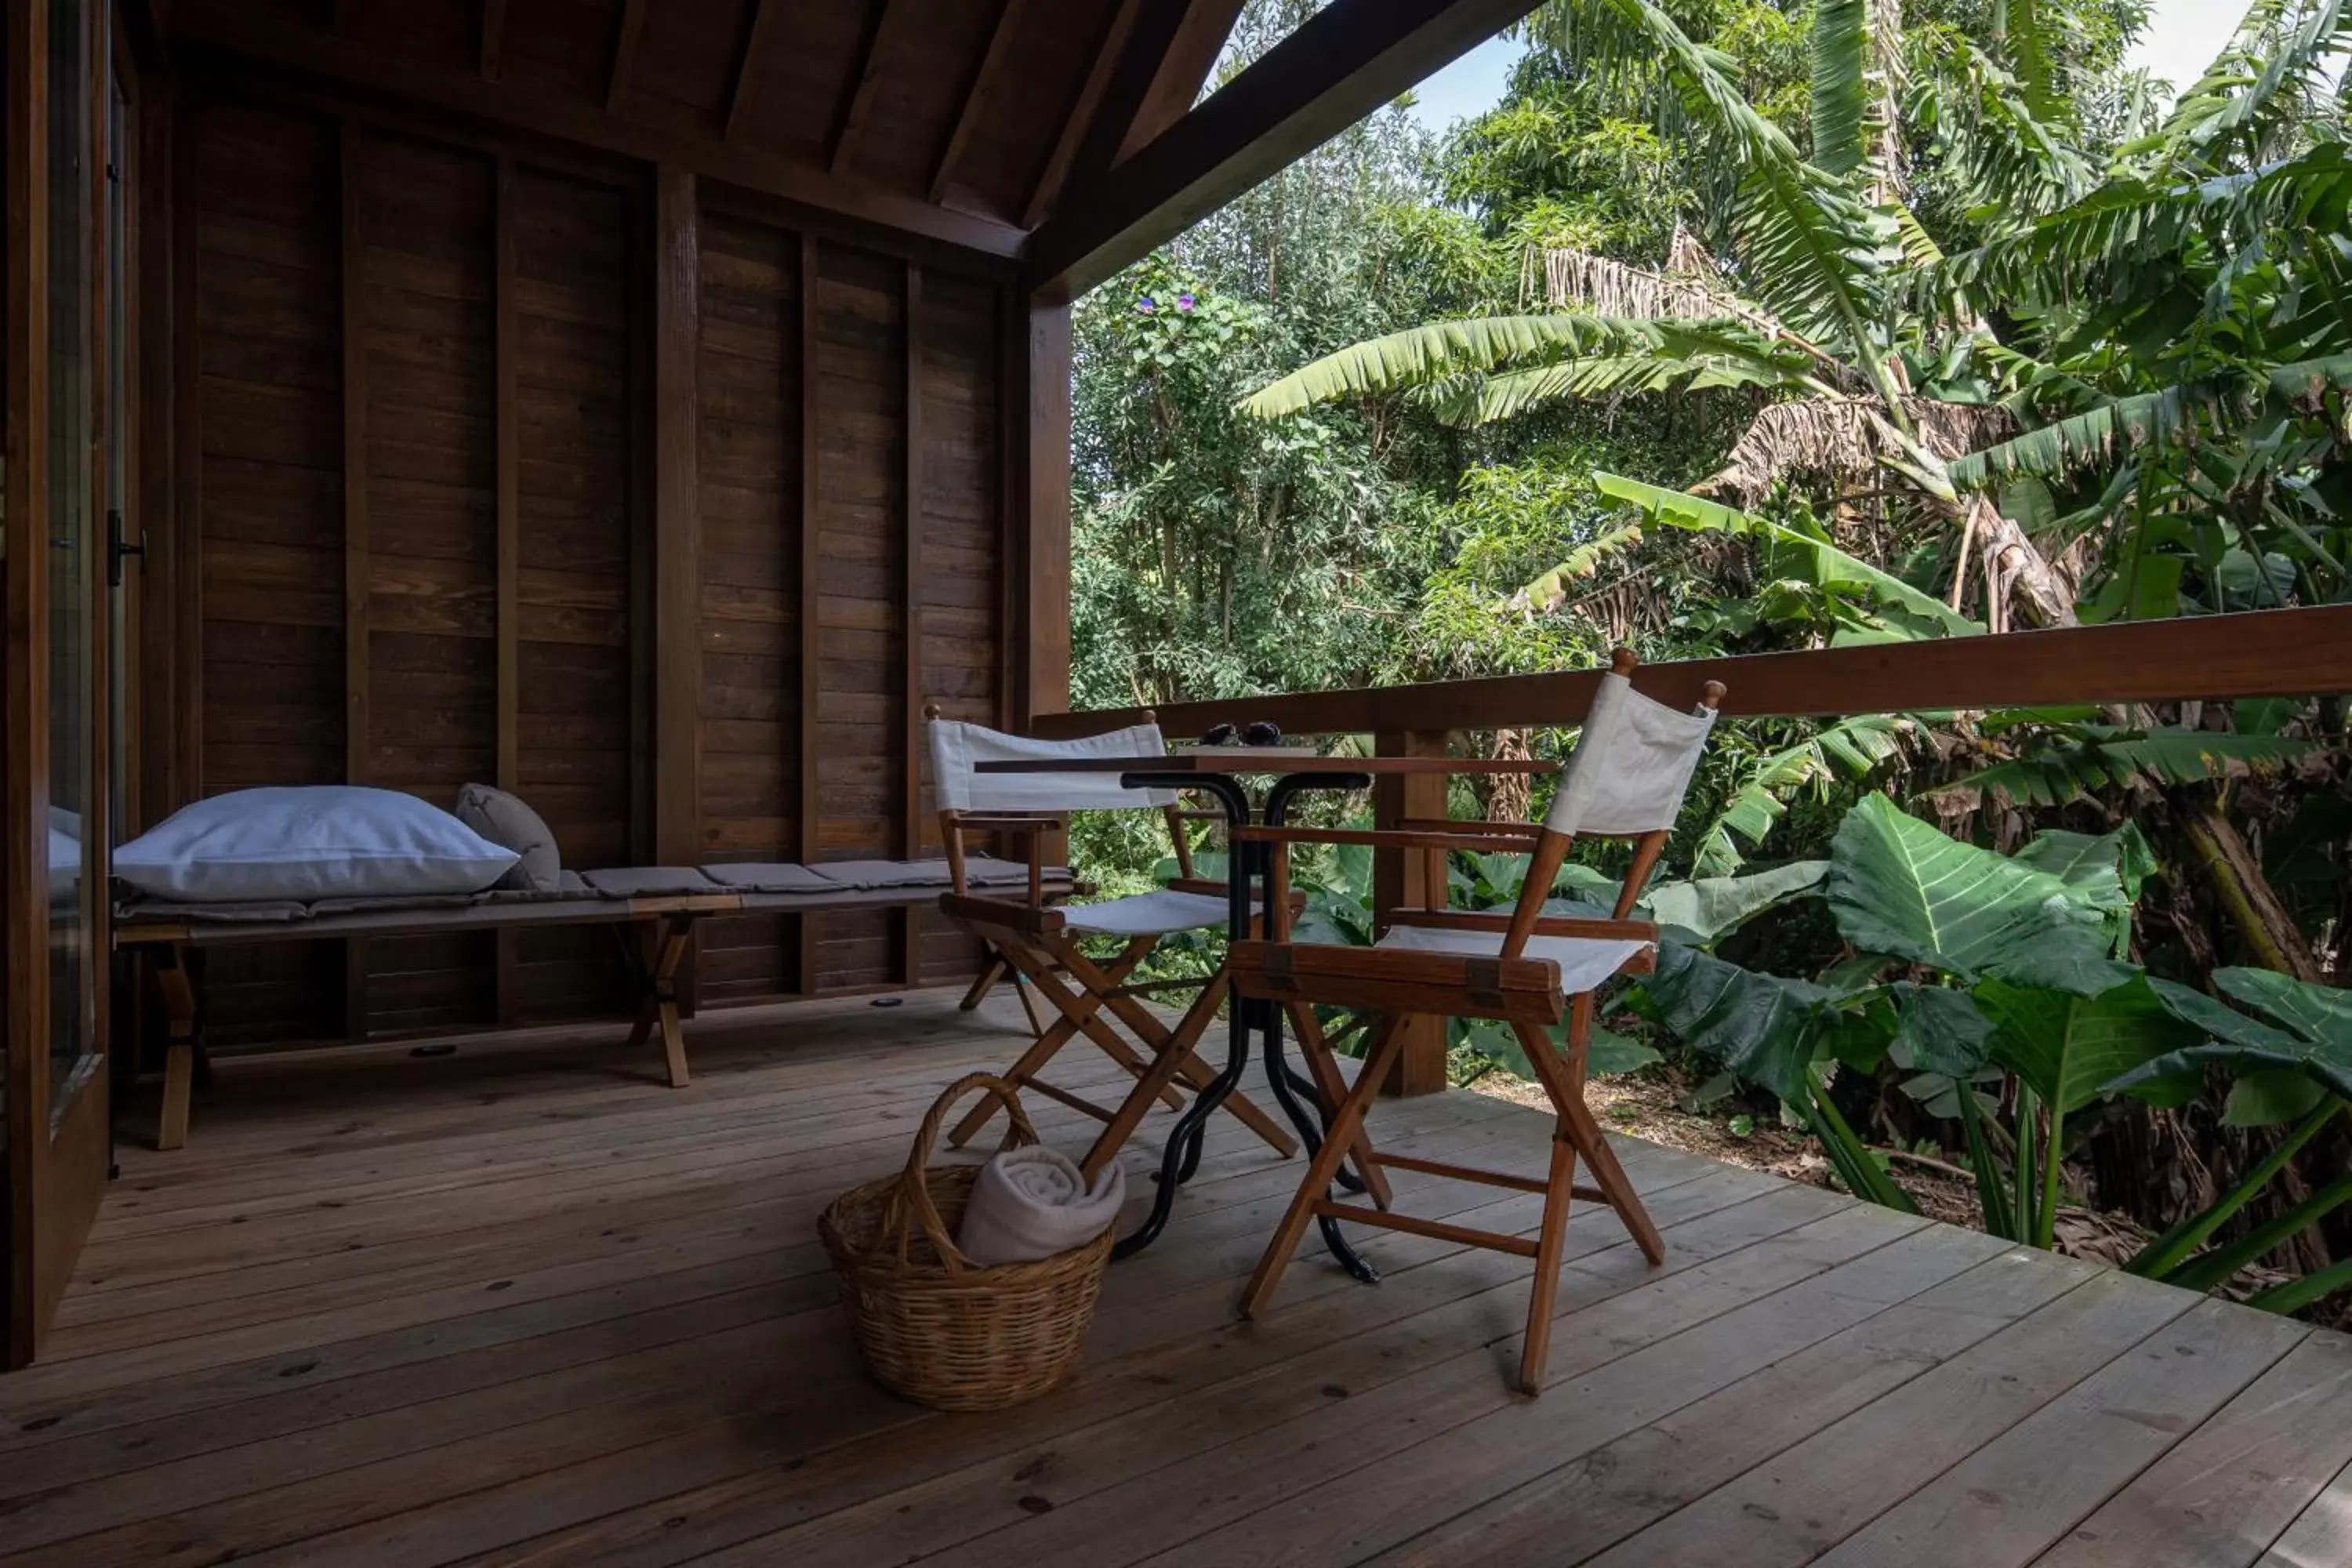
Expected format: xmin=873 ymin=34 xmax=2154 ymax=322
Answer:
xmin=5 ymin=0 xmax=119 ymax=1370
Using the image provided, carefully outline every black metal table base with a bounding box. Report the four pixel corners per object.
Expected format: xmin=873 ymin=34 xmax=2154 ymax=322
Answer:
xmin=1109 ymin=768 xmax=1377 ymax=1285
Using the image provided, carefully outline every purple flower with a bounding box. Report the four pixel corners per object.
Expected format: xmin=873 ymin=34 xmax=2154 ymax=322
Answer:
xmin=1136 ymin=296 xmax=1157 ymax=314
xmin=1176 ymin=292 xmax=1197 ymax=313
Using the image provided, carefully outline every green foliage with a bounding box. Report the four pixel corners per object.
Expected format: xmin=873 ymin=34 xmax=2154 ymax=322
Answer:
xmin=1824 ymin=793 xmax=2126 ymax=994
xmin=1936 ymin=724 xmax=2312 ymax=808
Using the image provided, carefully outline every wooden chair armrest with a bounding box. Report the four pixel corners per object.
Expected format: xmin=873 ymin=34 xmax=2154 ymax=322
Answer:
xmin=1225 ymin=938 xmax=1566 ymax=1025
xmin=1385 ymin=908 xmax=1660 ymax=944
xmin=937 ymin=892 xmax=1066 ymax=935
xmin=1229 ymin=826 xmax=1530 ymax=854
xmin=952 ymin=814 xmax=1070 ymax=833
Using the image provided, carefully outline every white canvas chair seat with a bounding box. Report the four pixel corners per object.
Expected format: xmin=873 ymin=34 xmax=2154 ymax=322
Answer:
xmin=1064 ymin=888 xmax=1247 ymax=938
xmin=1374 ymin=924 xmax=1650 ymax=997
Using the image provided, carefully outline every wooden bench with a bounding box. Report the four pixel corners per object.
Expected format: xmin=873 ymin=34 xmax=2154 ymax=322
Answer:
xmin=114 ymin=858 xmax=1069 ymax=1149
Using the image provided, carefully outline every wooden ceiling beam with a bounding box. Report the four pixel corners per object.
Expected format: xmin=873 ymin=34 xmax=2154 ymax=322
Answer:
xmin=606 ymin=0 xmax=645 ymax=116
xmin=1018 ymin=0 xmax=1140 ymax=231
xmin=1118 ymin=0 xmax=1243 ymax=162
xmin=1023 ymin=0 xmax=1537 ymax=298
xmin=1061 ymin=0 xmax=1200 ymax=198
xmin=927 ymin=0 xmax=1025 ymax=205
xmin=829 ymin=0 xmax=898 ymax=176
xmin=1027 ymin=606 xmax=2352 ymax=741
xmin=480 ymin=0 xmax=508 ymax=80
xmin=723 ymin=0 xmax=779 ymax=141
xmin=172 ymin=8 xmax=1028 ymax=261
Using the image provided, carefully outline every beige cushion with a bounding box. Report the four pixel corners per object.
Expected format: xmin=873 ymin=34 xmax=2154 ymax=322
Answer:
xmin=454 ymin=783 xmax=562 ymax=892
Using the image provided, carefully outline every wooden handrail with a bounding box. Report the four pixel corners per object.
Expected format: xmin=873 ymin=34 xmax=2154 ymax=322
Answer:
xmin=1029 ymin=605 xmax=2352 ymax=739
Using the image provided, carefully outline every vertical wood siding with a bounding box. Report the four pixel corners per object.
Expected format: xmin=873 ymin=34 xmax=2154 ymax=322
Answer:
xmin=168 ymin=88 xmax=1004 ymax=1050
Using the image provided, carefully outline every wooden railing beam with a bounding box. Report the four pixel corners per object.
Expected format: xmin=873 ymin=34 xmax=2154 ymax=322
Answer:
xmin=1036 ymin=607 xmax=2352 ymax=740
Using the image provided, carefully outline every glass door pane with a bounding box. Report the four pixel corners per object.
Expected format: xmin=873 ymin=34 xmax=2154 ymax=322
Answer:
xmin=46 ymin=0 xmax=96 ymax=1116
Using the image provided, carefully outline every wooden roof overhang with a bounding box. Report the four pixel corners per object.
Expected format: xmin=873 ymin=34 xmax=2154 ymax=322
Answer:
xmin=160 ymin=0 xmax=1543 ymax=290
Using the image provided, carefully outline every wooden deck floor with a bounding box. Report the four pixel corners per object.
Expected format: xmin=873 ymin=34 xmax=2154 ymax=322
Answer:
xmin=4 ymin=989 xmax=2350 ymax=1566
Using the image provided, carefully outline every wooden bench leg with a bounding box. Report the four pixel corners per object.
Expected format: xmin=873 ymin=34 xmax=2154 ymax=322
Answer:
xmin=641 ymin=916 xmax=695 ymax=1089
xmin=154 ymin=944 xmax=200 ymax=1151
xmin=959 ymin=953 xmax=1008 ymax=1011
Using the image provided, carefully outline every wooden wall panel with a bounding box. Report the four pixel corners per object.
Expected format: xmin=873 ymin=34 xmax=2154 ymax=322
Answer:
xmin=916 ymin=269 xmax=1003 ymax=976
xmin=510 ymin=167 xmax=638 ymax=1023
xmin=354 ymin=130 xmax=500 ymax=1036
xmin=808 ymin=239 xmax=907 ymax=991
xmin=164 ymin=89 xmax=1011 ymax=1047
xmin=695 ymin=207 xmax=804 ymax=1004
xmin=188 ymin=97 xmax=347 ymax=1045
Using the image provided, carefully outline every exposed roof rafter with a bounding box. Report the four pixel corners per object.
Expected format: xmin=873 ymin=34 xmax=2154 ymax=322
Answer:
xmin=1024 ymin=0 xmax=1538 ymax=298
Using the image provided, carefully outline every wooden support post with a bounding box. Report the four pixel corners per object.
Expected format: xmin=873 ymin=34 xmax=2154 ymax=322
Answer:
xmin=1016 ymin=299 xmax=1073 ymax=873
xmin=652 ymin=167 xmax=700 ymax=1006
xmin=1373 ymin=728 xmax=1450 ymax=1097
xmin=341 ymin=118 xmax=371 ymax=1041
xmin=493 ymin=154 xmax=521 ymax=1028
xmin=899 ymin=262 xmax=924 ymax=987
xmin=797 ymin=231 xmax=822 ymax=993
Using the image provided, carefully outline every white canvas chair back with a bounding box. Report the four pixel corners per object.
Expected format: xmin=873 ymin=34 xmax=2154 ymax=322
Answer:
xmin=928 ymin=718 xmax=1178 ymax=814
xmin=1542 ymin=670 xmax=1719 ymax=837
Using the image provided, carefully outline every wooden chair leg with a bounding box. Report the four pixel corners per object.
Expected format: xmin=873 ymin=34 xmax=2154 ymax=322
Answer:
xmin=952 ymin=942 xmax=1176 ymax=1146
xmin=1240 ymin=1014 xmax=1406 ymax=1319
xmin=154 ymin=944 xmax=200 ymax=1151
xmin=1080 ymin=973 xmax=1229 ymax=1181
xmin=1519 ymin=1133 xmax=1579 ymax=1395
xmin=1290 ymin=1004 xmax=1392 ymax=1209
xmin=1064 ymin=944 xmax=1299 ymax=1160
xmin=1515 ymin=1012 xmax=1664 ymax=1265
xmin=1563 ymin=1096 xmax=1664 ymax=1264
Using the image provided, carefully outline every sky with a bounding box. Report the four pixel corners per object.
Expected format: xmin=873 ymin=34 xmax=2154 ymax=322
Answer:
xmin=1403 ymin=0 xmax=2256 ymax=135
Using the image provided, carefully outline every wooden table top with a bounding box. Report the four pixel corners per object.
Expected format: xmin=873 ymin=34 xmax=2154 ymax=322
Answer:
xmin=975 ymin=753 xmax=1557 ymax=775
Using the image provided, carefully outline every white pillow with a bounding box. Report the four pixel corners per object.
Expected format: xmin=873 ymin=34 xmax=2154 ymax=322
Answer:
xmin=114 ymin=786 xmax=519 ymax=902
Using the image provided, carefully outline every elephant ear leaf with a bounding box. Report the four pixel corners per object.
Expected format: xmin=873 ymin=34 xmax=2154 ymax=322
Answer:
xmin=1645 ymin=944 xmax=1827 ymax=1105
xmin=1976 ymin=976 xmax=2206 ymax=1116
xmin=1827 ymin=794 xmax=2128 ymax=995
xmin=2110 ymin=970 xmax=2352 ymax=1105
xmin=1889 ymin=983 xmax=1994 ymax=1076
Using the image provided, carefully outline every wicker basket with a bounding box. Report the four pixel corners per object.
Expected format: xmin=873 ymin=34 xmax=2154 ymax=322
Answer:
xmin=818 ymin=1073 xmax=1116 ymax=1411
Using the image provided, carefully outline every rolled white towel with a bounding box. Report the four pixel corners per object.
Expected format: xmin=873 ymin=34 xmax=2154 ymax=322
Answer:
xmin=954 ymin=1145 xmax=1126 ymax=1268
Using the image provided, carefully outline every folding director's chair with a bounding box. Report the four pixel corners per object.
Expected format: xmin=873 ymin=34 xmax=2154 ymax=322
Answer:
xmin=1224 ymin=650 xmax=1724 ymax=1392
xmin=926 ymin=711 xmax=1298 ymax=1181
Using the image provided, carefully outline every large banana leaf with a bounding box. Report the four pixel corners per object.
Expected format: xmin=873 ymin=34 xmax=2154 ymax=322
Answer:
xmin=1974 ymin=975 xmax=2206 ymax=1116
xmin=1439 ymin=349 xmax=1817 ymax=426
xmin=1555 ymin=0 xmax=1909 ymax=411
xmin=1645 ymin=943 xmax=1828 ymax=1104
xmin=1693 ymin=714 xmax=1909 ymax=877
xmin=1236 ymin=315 xmax=1804 ymax=422
xmin=1809 ymin=0 xmax=1871 ymax=178
xmin=1826 ymin=793 xmax=2129 ymax=995
xmin=1936 ymin=727 xmax=2310 ymax=808
xmin=1594 ymin=473 xmax=1980 ymax=637
xmin=2113 ymin=967 xmax=2352 ymax=1102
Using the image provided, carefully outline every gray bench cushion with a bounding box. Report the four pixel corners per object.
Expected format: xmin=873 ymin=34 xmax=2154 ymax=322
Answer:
xmin=811 ymin=858 xmax=957 ymax=890
xmin=579 ymin=866 xmax=728 ymax=898
xmin=702 ymin=862 xmax=837 ymax=894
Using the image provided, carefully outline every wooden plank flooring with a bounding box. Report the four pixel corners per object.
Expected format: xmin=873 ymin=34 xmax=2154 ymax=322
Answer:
xmin=3 ymin=989 xmax=2347 ymax=1566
